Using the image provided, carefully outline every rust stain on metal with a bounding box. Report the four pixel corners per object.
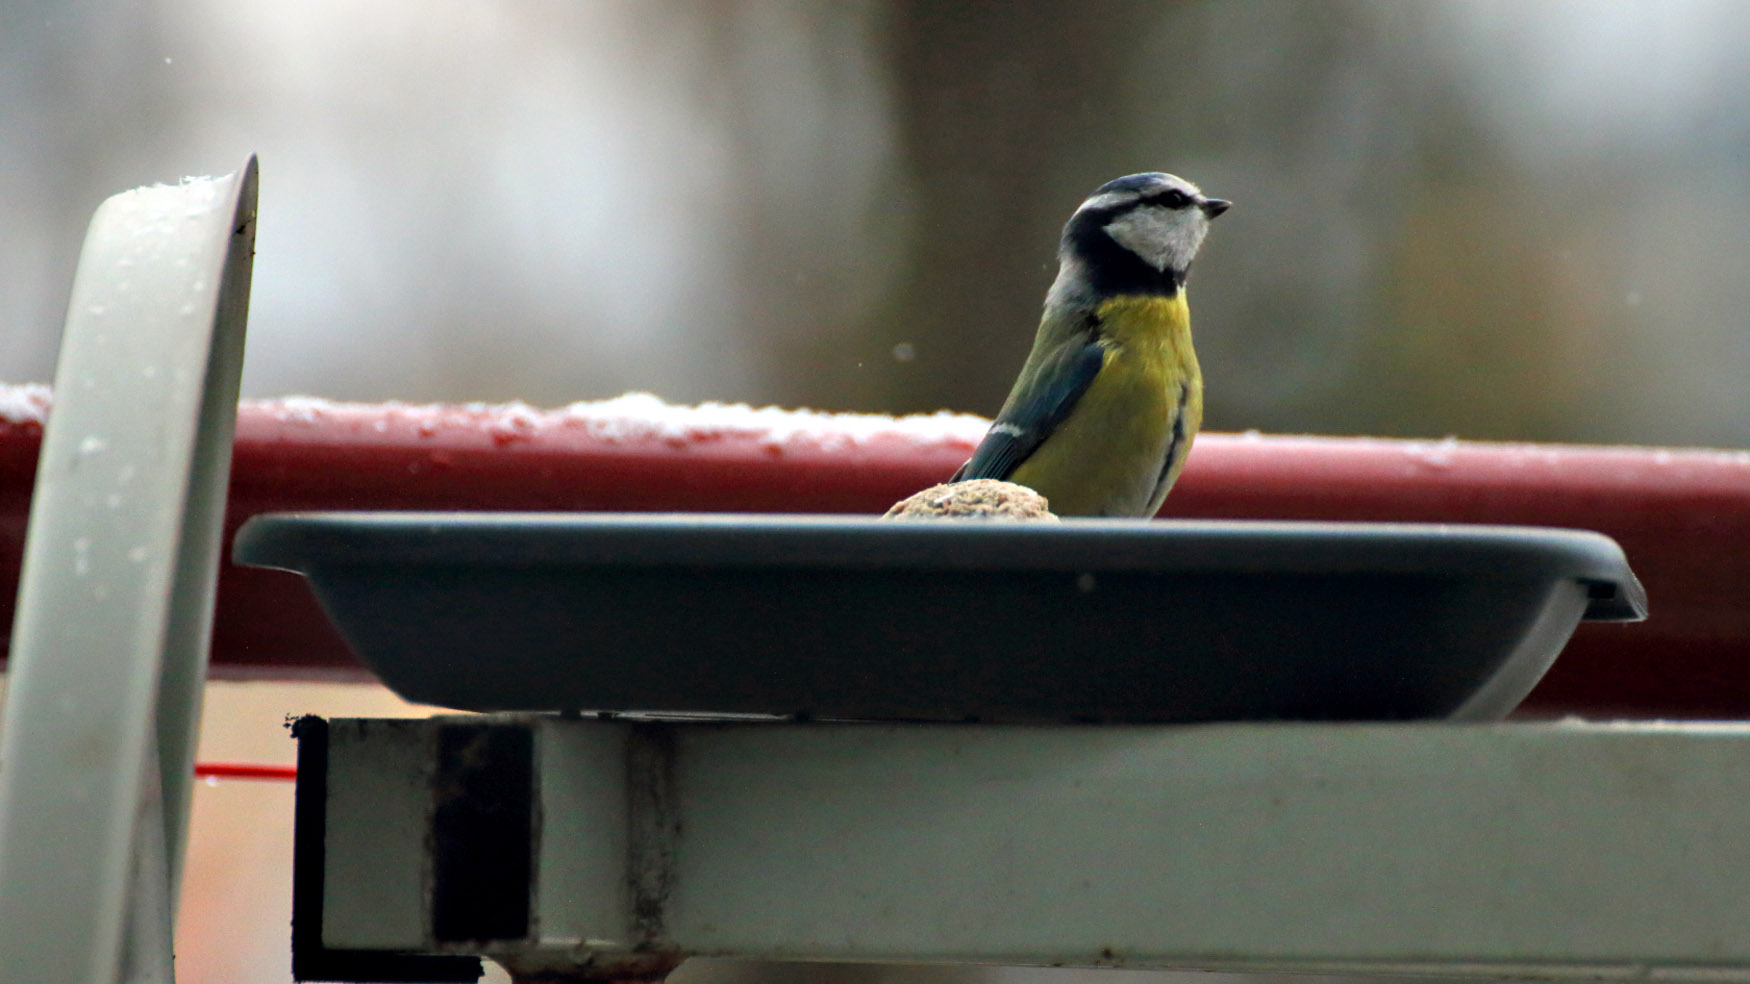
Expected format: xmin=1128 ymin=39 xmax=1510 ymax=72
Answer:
xmin=499 ymin=950 xmax=683 ymax=984
xmin=626 ymin=723 xmax=680 ymax=951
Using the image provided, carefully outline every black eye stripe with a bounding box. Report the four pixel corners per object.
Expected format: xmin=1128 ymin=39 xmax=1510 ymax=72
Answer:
xmin=1083 ymin=191 xmax=1190 ymax=225
xmin=1147 ymin=188 xmax=1192 ymax=209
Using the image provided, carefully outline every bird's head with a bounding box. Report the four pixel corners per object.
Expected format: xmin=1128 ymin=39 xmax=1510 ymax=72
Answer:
xmin=1051 ymin=172 xmax=1230 ymax=304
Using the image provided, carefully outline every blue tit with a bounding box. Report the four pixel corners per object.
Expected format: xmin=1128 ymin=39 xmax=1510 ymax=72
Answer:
xmin=951 ymin=172 xmax=1229 ymax=517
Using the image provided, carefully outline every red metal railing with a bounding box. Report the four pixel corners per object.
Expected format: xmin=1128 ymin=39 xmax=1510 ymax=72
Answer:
xmin=4 ymin=391 xmax=1747 ymax=717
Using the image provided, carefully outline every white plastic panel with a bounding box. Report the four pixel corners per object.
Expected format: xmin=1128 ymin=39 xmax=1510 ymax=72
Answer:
xmin=0 ymin=159 xmax=257 ymax=984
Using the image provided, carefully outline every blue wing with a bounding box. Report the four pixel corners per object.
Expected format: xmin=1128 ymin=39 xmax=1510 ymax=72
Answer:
xmin=952 ymin=332 xmax=1107 ymax=482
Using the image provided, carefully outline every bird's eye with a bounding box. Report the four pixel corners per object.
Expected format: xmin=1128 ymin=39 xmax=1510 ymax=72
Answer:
xmin=1158 ymin=189 xmax=1191 ymax=208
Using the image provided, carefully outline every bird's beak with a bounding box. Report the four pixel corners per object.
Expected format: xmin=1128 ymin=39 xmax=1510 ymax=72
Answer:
xmin=1200 ymin=198 xmax=1232 ymax=218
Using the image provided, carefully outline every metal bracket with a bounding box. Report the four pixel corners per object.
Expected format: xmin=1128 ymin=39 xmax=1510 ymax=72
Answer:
xmin=302 ymin=714 xmax=1750 ymax=982
xmin=291 ymin=717 xmax=485 ymax=983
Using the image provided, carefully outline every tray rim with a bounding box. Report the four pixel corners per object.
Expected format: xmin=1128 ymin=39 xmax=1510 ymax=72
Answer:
xmin=233 ymin=511 xmax=1647 ymax=622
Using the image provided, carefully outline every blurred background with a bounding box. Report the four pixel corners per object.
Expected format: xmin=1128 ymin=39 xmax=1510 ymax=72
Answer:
xmin=5 ymin=1 xmax=1750 ymax=982
xmin=7 ymin=1 xmax=1750 ymax=447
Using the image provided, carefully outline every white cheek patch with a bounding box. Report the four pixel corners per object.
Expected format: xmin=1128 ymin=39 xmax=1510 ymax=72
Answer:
xmin=1103 ymin=205 xmax=1206 ymax=273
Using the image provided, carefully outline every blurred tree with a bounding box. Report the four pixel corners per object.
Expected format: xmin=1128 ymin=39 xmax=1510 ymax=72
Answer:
xmin=853 ymin=0 xmax=1179 ymax=419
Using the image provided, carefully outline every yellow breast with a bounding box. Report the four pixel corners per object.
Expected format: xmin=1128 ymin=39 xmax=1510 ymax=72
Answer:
xmin=1009 ymin=293 xmax=1203 ymax=517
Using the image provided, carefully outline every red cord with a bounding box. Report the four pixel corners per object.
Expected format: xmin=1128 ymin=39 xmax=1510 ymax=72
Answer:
xmin=194 ymin=762 xmax=298 ymax=782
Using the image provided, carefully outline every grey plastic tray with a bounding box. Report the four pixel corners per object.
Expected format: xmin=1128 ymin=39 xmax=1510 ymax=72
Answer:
xmin=233 ymin=513 xmax=1646 ymax=722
